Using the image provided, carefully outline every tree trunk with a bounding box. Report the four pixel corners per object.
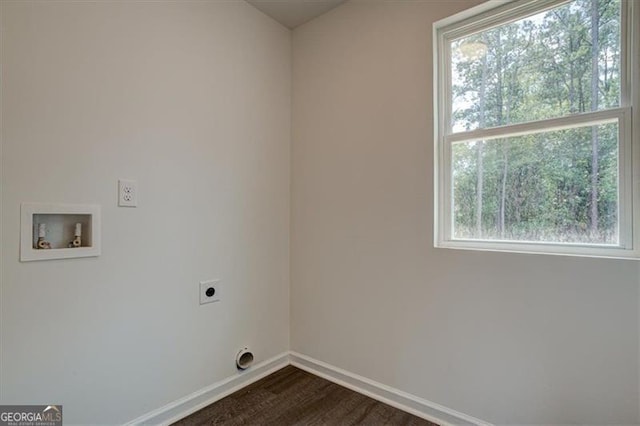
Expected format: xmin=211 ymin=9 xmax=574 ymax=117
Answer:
xmin=500 ymin=146 xmax=508 ymax=239
xmin=495 ymin=31 xmax=507 ymax=238
xmin=476 ymin=145 xmax=484 ymax=238
xmin=569 ymin=38 xmax=576 ymax=113
xmin=590 ymin=0 xmax=599 ymax=236
xmin=476 ymin=36 xmax=488 ymax=238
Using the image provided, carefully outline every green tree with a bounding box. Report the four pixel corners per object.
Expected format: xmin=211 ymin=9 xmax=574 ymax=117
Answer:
xmin=450 ymin=0 xmax=620 ymax=244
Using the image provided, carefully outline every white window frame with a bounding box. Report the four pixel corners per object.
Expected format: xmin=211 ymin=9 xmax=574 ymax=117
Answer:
xmin=433 ymin=0 xmax=640 ymax=259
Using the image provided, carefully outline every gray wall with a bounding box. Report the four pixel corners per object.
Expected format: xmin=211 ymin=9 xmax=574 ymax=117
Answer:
xmin=290 ymin=1 xmax=639 ymax=423
xmin=1 ymin=1 xmax=291 ymax=424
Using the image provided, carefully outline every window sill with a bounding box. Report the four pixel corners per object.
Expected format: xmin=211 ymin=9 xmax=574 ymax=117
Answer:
xmin=435 ymin=239 xmax=639 ymax=260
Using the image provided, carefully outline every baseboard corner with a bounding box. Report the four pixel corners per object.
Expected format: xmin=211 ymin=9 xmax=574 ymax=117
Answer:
xmin=289 ymin=351 xmax=491 ymax=426
xmin=125 ymin=350 xmax=490 ymax=426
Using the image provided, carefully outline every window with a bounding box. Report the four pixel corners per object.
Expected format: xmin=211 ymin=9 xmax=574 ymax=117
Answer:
xmin=434 ymin=0 xmax=640 ymax=258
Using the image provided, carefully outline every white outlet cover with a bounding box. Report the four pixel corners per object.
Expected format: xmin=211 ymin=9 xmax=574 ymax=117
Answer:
xmin=118 ymin=179 xmax=138 ymax=207
xmin=200 ymin=279 xmax=221 ymax=305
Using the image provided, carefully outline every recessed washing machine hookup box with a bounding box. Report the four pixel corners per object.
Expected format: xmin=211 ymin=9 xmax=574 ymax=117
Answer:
xmin=20 ymin=203 xmax=101 ymax=261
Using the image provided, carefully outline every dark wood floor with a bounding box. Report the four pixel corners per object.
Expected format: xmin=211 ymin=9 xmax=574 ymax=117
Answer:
xmin=173 ymin=366 xmax=436 ymax=426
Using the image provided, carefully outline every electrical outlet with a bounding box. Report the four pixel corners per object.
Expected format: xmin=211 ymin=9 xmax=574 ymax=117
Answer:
xmin=200 ymin=280 xmax=221 ymax=305
xmin=118 ymin=179 xmax=138 ymax=207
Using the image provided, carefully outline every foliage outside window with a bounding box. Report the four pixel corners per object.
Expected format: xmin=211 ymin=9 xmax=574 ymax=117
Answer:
xmin=434 ymin=0 xmax=639 ymax=258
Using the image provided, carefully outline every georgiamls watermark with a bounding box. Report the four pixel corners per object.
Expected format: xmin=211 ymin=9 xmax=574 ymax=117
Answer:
xmin=0 ymin=405 xmax=62 ymax=426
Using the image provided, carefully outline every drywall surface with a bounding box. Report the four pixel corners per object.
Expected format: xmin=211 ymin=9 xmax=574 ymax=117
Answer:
xmin=290 ymin=1 xmax=639 ymax=424
xmin=1 ymin=1 xmax=290 ymax=424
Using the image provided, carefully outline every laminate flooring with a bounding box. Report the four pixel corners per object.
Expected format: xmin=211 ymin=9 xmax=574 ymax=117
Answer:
xmin=173 ymin=366 xmax=436 ymax=426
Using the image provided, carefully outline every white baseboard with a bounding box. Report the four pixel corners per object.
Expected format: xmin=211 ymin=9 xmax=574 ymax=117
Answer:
xmin=125 ymin=351 xmax=490 ymax=426
xmin=289 ymin=351 xmax=492 ymax=426
xmin=124 ymin=352 xmax=289 ymax=426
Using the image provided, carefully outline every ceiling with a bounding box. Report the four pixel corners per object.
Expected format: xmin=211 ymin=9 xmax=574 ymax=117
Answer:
xmin=247 ymin=0 xmax=346 ymax=29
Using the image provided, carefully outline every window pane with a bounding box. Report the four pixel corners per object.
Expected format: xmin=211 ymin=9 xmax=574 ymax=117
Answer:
xmin=451 ymin=122 xmax=619 ymax=244
xmin=450 ymin=0 xmax=621 ymax=133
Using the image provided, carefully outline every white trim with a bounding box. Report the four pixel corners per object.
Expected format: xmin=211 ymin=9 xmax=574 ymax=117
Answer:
xmin=438 ymin=0 xmax=569 ymax=42
xmin=125 ymin=351 xmax=492 ymax=426
xmin=438 ymin=238 xmax=637 ymax=260
xmin=630 ymin=0 xmax=640 ymax=266
xmin=290 ymin=352 xmax=492 ymax=426
xmin=124 ymin=352 xmax=289 ymax=426
xmin=444 ymin=109 xmax=624 ymax=144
